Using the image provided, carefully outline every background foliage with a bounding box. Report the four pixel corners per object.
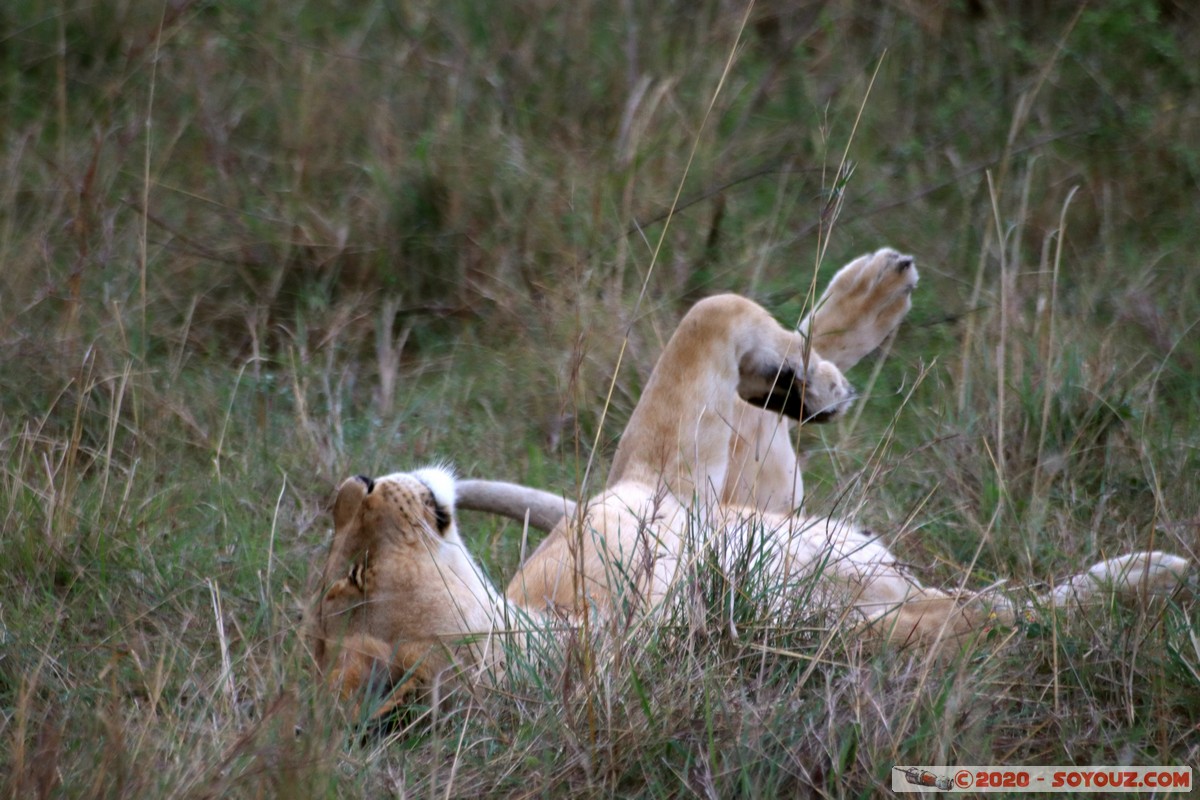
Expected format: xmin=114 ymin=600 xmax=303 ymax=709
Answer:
xmin=2 ymin=0 xmax=1198 ymax=796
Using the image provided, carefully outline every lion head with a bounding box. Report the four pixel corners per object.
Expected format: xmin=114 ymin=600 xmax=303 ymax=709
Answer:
xmin=308 ymin=466 xmax=502 ymax=712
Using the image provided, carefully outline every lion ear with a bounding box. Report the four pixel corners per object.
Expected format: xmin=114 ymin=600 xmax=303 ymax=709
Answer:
xmin=332 ymin=476 xmax=371 ymax=529
xmin=413 ymin=464 xmax=456 ymax=534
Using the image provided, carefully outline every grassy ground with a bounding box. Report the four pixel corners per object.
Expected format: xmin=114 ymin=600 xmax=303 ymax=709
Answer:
xmin=2 ymin=0 xmax=1199 ymax=796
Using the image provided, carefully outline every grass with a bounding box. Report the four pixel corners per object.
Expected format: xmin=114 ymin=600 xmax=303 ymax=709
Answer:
xmin=2 ymin=0 xmax=1199 ymax=796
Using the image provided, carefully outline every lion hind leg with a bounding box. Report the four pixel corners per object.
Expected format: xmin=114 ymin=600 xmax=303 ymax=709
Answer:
xmin=859 ymin=588 xmax=1018 ymax=646
xmin=1045 ymin=550 xmax=1190 ymax=606
xmin=861 ymin=551 xmax=1191 ymax=647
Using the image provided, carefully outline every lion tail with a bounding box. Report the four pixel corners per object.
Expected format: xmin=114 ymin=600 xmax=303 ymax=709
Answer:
xmin=456 ymin=479 xmax=577 ymax=533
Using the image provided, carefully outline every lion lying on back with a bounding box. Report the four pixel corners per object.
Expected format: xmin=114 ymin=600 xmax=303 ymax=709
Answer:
xmin=308 ymin=249 xmax=1190 ymax=713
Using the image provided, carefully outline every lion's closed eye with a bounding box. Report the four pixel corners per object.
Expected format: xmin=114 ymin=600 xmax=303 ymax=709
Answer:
xmin=348 ymin=559 xmax=367 ymax=591
xmin=424 ymin=491 xmax=451 ymax=533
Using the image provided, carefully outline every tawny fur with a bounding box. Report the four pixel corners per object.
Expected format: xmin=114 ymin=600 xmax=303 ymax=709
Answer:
xmin=308 ymin=248 xmax=1190 ymax=710
xmin=310 ymin=469 xmax=515 ymax=715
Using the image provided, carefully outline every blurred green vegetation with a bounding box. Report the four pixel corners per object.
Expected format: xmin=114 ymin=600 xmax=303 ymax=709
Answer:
xmin=1 ymin=0 xmax=1197 ymax=796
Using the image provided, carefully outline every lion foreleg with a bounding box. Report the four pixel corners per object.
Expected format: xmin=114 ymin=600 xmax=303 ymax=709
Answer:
xmin=798 ymin=248 xmax=918 ymax=373
xmin=323 ymin=633 xmax=437 ymax=718
xmin=721 ymin=403 xmax=804 ymax=513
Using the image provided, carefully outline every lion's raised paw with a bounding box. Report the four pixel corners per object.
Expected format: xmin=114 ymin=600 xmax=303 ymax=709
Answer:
xmin=803 ymin=248 xmax=918 ymax=372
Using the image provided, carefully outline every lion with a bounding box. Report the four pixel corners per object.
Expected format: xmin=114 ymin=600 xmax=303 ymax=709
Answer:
xmin=309 ymin=466 xmax=539 ymax=711
xmin=308 ymin=248 xmax=1190 ymax=712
